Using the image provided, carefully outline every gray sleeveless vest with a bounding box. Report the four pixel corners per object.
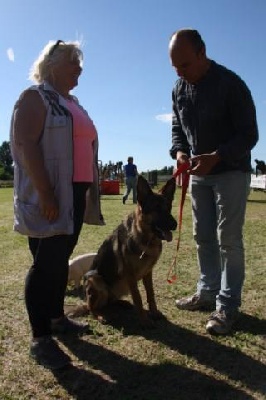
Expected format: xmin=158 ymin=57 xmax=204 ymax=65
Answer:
xmin=11 ymin=82 xmax=103 ymax=238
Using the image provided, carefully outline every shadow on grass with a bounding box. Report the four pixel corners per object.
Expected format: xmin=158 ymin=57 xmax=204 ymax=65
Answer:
xmin=106 ymin=306 xmax=265 ymax=388
xmin=236 ymin=312 xmax=266 ymax=335
xmin=54 ymin=303 xmax=265 ymax=400
xmin=55 ymin=337 xmax=254 ymax=400
xmin=247 ymin=199 xmax=266 ymax=203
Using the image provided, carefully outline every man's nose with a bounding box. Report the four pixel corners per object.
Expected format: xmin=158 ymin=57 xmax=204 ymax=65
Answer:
xmin=174 ymin=66 xmax=183 ymax=77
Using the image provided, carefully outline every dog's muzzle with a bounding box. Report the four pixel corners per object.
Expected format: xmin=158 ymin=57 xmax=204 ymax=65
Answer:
xmin=154 ymin=217 xmax=177 ymax=242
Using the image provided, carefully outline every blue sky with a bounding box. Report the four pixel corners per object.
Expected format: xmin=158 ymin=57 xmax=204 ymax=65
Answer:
xmin=1 ymin=0 xmax=265 ymax=172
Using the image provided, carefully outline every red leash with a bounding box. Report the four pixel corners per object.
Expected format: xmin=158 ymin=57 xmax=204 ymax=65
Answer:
xmin=167 ymin=163 xmax=190 ymax=284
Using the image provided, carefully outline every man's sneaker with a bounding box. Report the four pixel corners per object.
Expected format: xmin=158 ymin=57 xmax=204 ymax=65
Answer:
xmin=51 ymin=316 xmax=90 ymax=335
xmin=122 ymin=197 xmax=126 ymax=204
xmin=175 ymin=293 xmax=215 ymax=311
xmin=206 ymin=309 xmax=238 ymax=335
xmin=30 ymin=336 xmax=71 ymax=370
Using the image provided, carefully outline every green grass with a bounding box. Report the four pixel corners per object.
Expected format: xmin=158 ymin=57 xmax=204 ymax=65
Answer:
xmin=0 ymin=186 xmax=265 ymax=400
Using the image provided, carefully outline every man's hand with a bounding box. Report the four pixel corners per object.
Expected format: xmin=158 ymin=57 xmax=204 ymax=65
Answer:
xmin=176 ymin=151 xmax=190 ymax=166
xmin=189 ymin=152 xmax=221 ymax=175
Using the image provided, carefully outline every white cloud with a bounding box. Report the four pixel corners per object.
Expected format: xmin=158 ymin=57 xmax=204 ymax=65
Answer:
xmin=7 ymin=48 xmax=15 ymax=62
xmin=155 ymin=113 xmax=171 ymax=124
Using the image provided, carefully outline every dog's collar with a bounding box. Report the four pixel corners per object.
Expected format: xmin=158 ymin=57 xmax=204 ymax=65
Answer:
xmin=139 ymin=237 xmax=154 ymax=260
xmin=128 ymin=236 xmax=155 ymax=260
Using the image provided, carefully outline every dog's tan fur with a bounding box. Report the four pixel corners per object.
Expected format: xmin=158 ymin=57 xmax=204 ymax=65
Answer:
xmin=83 ymin=176 xmax=177 ymax=327
xmin=68 ymin=253 xmax=97 ymax=288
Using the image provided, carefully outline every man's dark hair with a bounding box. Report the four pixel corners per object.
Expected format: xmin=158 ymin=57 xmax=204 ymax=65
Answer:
xmin=170 ymin=29 xmax=206 ymax=53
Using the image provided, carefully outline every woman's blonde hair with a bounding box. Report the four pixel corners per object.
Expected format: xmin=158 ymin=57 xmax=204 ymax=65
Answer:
xmin=29 ymin=40 xmax=83 ymax=84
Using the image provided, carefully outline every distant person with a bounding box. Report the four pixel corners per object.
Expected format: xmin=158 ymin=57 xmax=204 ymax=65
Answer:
xmin=254 ymin=159 xmax=266 ymax=176
xmin=123 ymin=157 xmax=138 ymax=204
xmin=169 ymin=29 xmax=258 ymax=335
xmin=10 ymin=40 xmax=104 ymax=370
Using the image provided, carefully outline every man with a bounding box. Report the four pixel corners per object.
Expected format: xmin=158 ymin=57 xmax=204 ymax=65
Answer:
xmin=254 ymin=159 xmax=266 ymax=176
xmin=169 ymin=29 xmax=258 ymax=335
xmin=123 ymin=157 xmax=138 ymax=204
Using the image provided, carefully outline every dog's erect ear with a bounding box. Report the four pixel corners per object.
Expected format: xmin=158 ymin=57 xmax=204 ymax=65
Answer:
xmin=159 ymin=177 xmax=176 ymax=206
xmin=137 ymin=175 xmax=153 ymax=206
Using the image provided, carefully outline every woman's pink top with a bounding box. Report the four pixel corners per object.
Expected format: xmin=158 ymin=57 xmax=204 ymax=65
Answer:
xmin=66 ymin=99 xmax=96 ymax=182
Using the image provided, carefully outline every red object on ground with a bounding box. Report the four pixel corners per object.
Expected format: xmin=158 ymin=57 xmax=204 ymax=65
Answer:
xmin=100 ymin=180 xmax=120 ymax=195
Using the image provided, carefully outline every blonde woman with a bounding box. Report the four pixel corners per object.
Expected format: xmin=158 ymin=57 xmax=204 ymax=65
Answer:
xmin=10 ymin=40 xmax=104 ymax=370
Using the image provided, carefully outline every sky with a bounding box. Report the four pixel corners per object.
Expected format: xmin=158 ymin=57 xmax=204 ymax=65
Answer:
xmin=1 ymin=0 xmax=265 ymax=172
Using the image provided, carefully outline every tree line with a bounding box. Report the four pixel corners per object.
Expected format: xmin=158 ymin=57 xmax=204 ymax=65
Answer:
xmin=0 ymin=141 xmax=13 ymax=180
xmin=1 ymin=140 xmax=263 ymax=181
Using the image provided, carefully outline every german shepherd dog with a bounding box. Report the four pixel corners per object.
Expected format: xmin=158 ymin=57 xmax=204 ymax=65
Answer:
xmin=83 ymin=175 xmax=177 ymax=327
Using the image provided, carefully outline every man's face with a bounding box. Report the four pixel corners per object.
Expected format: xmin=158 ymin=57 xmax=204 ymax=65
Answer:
xmin=169 ymin=38 xmax=205 ymax=84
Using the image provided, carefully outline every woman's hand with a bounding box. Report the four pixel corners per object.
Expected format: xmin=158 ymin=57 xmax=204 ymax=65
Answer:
xmin=39 ymin=189 xmax=59 ymax=222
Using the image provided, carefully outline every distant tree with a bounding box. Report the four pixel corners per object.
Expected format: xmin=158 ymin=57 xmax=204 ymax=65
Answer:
xmin=0 ymin=141 xmax=13 ymax=179
xmin=0 ymin=141 xmax=13 ymax=168
xmin=167 ymin=166 xmax=174 ymax=175
xmin=157 ymin=166 xmax=174 ymax=175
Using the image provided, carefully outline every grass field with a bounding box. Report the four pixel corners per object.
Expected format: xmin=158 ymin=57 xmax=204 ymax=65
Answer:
xmin=0 ymin=185 xmax=265 ymax=400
